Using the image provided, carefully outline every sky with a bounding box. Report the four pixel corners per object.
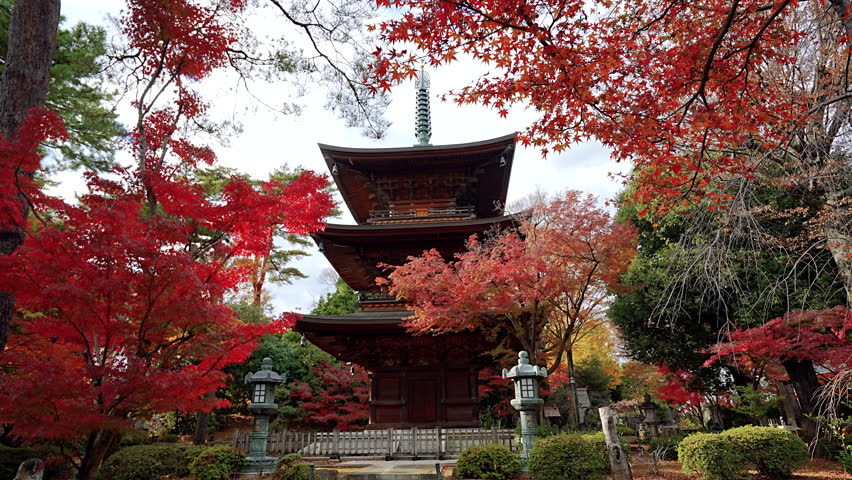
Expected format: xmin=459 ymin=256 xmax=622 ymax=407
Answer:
xmin=60 ymin=1 xmax=626 ymax=315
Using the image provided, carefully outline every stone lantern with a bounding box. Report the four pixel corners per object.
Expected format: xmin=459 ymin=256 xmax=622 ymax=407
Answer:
xmin=242 ymin=357 xmax=286 ymax=476
xmin=639 ymin=393 xmax=659 ymax=440
xmin=502 ymin=351 xmax=547 ymax=471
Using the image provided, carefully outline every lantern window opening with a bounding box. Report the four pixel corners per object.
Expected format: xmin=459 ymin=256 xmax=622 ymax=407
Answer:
xmin=253 ymin=383 xmax=266 ymax=403
xmin=520 ymin=377 xmax=536 ymax=398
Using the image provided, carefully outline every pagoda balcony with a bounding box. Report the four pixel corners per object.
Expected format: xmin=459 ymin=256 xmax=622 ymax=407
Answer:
xmin=359 ymin=291 xmax=406 ymax=310
xmin=368 ymin=205 xmax=475 ymax=224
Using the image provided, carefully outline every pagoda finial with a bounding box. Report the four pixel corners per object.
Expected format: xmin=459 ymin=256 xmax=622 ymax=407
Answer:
xmin=415 ymin=67 xmax=432 ymax=146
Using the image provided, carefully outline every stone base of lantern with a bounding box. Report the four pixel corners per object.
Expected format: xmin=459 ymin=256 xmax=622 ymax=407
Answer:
xmin=239 ymin=456 xmax=279 ymax=477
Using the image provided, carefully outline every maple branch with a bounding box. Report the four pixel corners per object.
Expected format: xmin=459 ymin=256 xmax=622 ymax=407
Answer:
xmin=680 ymin=0 xmax=740 ymax=118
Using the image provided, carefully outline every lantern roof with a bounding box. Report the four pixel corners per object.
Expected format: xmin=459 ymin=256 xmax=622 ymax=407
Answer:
xmin=502 ymin=351 xmax=547 ymax=380
xmin=244 ymin=357 xmax=286 ymax=384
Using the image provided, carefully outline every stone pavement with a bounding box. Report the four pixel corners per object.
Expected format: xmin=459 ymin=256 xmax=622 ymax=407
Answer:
xmin=316 ymin=459 xmax=456 ymax=480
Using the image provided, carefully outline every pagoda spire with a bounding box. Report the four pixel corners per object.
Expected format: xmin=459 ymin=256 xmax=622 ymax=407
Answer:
xmin=414 ymin=68 xmax=432 ymax=146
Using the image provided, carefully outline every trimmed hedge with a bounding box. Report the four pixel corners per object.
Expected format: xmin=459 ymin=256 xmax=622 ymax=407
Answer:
xmin=528 ymin=433 xmax=609 ymax=480
xmin=456 ymin=444 xmax=521 ymax=480
xmin=725 ymin=426 xmax=807 ymax=477
xmin=188 ymin=445 xmax=246 ymax=480
xmin=678 ymin=433 xmax=743 ymax=480
xmin=97 ymin=444 xmax=205 ymax=480
xmin=678 ymin=426 xmax=808 ymax=480
xmin=271 ymin=453 xmax=310 ymax=480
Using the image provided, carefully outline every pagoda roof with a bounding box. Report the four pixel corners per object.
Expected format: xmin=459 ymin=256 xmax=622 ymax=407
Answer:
xmin=320 ymin=133 xmax=517 ymax=224
xmin=298 ymin=310 xmax=412 ymax=331
xmin=313 ymin=215 xmax=517 ymax=291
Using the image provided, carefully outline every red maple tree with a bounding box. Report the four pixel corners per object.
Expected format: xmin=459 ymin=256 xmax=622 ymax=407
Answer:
xmin=290 ymin=361 xmax=370 ymax=431
xmin=370 ymin=0 xmax=852 ymax=305
xmin=0 ymin=1 xmax=334 ymax=478
xmin=380 ymin=190 xmax=636 ymax=371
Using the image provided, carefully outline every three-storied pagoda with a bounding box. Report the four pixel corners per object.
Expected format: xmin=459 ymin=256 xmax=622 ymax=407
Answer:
xmin=296 ymin=72 xmax=517 ymax=426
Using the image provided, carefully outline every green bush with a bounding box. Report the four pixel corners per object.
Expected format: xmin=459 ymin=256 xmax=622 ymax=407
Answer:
xmin=839 ymin=448 xmax=852 ymax=473
xmin=119 ymin=429 xmax=152 ymax=447
xmin=456 ymin=444 xmax=521 ymax=480
xmin=155 ymin=432 xmax=180 ymax=443
xmin=188 ymin=445 xmax=246 ymax=480
xmin=97 ymin=444 xmax=204 ymax=480
xmin=679 ymin=427 xmax=806 ymax=480
xmin=271 ymin=453 xmax=310 ymax=480
xmin=528 ymin=433 xmax=608 ymax=480
xmin=678 ymin=433 xmax=744 ymax=480
xmin=723 ymin=426 xmax=807 ymax=477
xmin=616 ymin=424 xmax=636 ymax=436
xmin=648 ymin=433 xmax=688 ymax=460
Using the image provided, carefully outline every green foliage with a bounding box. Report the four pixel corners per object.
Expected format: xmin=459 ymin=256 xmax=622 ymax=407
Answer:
xmin=119 ymin=429 xmax=152 ymax=447
xmin=648 ymin=433 xmax=688 ymax=460
xmin=156 ymin=432 xmax=180 ymax=443
xmin=679 ymin=427 xmax=808 ymax=480
xmin=724 ymin=426 xmax=808 ymax=477
xmin=97 ymin=444 xmax=205 ymax=480
xmin=271 ymin=453 xmax=310 ymax=480
xmin=615 ymin=424 xmax=636 ymax=436
xmin=729 ymin=386 xmax=781 ymax=424
xmin=312 ymin=277 xmax=360 ymax=315
xmin=188 ymin=446 xmax=246 ymax=480
xmin=574 ymin=354 xmax=615 ymax=398
xmin=528 ymin=433 xmax=608 ymax=480
xmin=839 ymin=448 xmax=852 ymax=473
xmin=456 ymin=444 xmax=521 ymax=480
xmin=678 ymin=433 xmax=744 ymax=480
xmin=223 ymin=330 xmax=336 ymax=417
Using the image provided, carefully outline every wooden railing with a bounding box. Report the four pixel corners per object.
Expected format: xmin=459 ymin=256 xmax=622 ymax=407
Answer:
xmin=368 ymin=205 xmax=475 ymax=223
xmin=234 ymin=426 xmax=515 ymax=459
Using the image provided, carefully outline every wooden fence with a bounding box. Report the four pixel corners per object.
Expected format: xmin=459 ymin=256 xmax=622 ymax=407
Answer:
xmin=234 ymin=426 xmax=515 ymax=459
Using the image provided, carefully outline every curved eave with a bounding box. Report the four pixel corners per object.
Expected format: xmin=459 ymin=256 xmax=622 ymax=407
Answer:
xmin=296 ymin=311 xmax=412 ymax=334
xmin=316 ymin=214 xmax=518 ymax=242
xmin=311 ymin=215 xmax=519 ymax=290
xmin=320 ymin=134 xmax=517 ymax=224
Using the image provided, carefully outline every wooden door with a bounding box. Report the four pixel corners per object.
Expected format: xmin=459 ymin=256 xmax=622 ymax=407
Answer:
xmin=409 ymin=379 xmax=438 ymax=423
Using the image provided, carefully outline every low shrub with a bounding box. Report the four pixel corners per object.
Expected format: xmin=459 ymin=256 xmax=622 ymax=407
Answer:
xmin=155 ymin=432 xmax=180 ymax=443
xmin=616 ymin=424 xmax=636 ymax=437
xmin=839 ymin=447 xmax=852 ymax=473
xmin=97 ymin=444 xmax=204 ymax=480
xmin=528 ymin=432 xmax=608 ymax=480
xmin=648 ymin=433 xmax=688 ymax=461
xmin=724 ymin=426 xmax=807 ymax=477
xmin=188 ymin=445 xmax=246 ymax=480
xmin=119 ymin=429 xmax=152 ymax=447
xmin=679 ymin=427 xmax=806 ymax=480
xmin=678 ymin=433 xmax=744 ymax=480
xmin=271 ymin=453 xmax=310 ymax=480
xmin=456 ymin=444 xmax=521 ymax=480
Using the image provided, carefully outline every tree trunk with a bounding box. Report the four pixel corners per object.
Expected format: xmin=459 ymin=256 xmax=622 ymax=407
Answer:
xmin=77 ymin=430 xmax=120 ymax=480
xmin=599 ymin=406 xmax=633 ymax=480
xmin=566 ymin=347 xmax=580 ymax=428
xmin=779 ymin=383 xmax=800 ymax=429
xmin=782 ymin=358 xmax=820 ymax=442
xmin=823 ymin=223 xmax=852 ymax=307
xmin=193 ymin=411 xmax=212 ymax=445
xmin=0 ymin=0 xmax=61 ymax=352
